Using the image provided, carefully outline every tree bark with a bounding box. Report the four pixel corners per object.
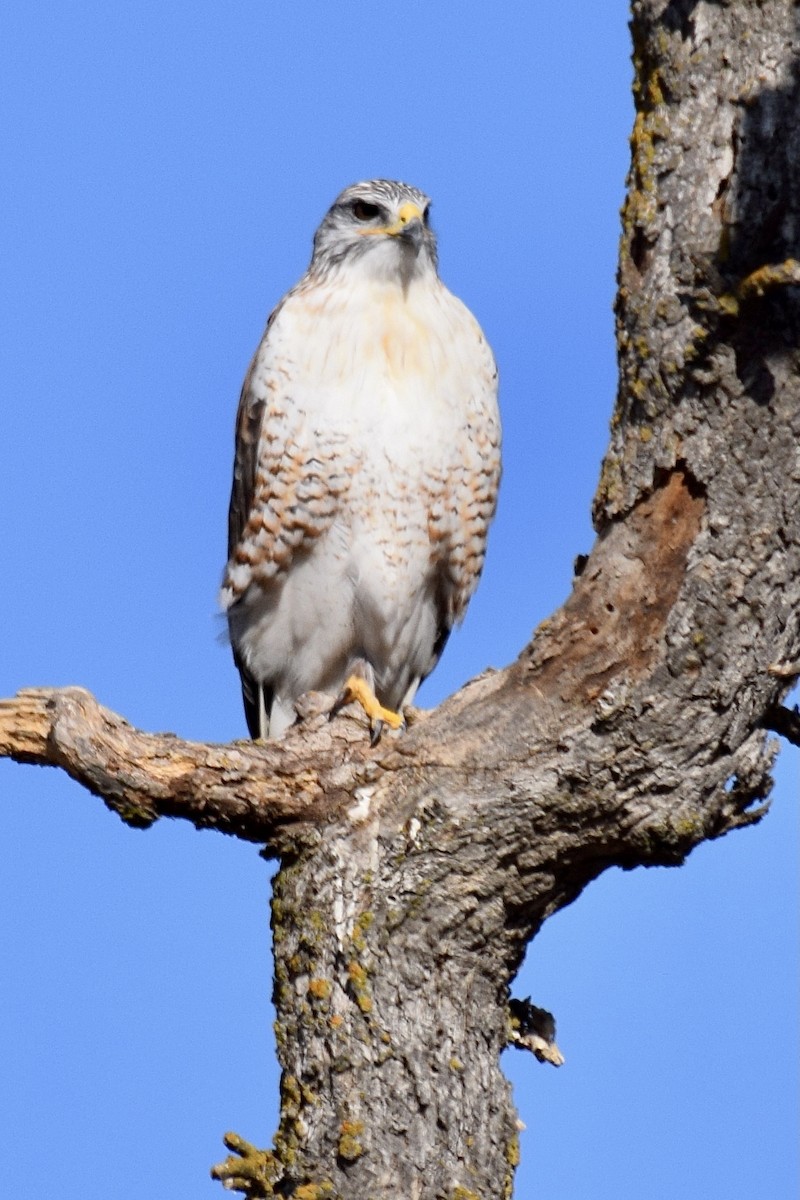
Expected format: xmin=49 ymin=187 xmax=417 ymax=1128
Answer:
xmin=2 ymin=3 xmax=799 ymax=1197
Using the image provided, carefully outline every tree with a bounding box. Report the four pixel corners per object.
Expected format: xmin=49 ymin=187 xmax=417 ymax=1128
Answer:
xmin=2 ymin=3 xmax=798 ymax=1197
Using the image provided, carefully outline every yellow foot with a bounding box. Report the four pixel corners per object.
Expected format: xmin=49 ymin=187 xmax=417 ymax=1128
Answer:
xmin=330 ymin=675 xmax=405 ymax=744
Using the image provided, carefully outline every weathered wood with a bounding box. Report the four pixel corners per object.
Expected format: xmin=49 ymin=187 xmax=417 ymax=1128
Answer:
xmin=2 ymin=3 xmax=799 ymax=1197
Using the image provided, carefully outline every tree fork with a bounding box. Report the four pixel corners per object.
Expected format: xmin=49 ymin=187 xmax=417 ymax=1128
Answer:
xmin=2 ymin=3 xmax=799 ymax=1197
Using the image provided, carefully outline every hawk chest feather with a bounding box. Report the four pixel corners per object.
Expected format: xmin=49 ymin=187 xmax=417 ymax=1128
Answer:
xmin=288 ymin=280 xmax=470 ymax=462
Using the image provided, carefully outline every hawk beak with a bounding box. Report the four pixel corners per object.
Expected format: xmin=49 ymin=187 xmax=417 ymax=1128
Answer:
xmin=358 ymin=202 xmax=425 ymax=248
xmin=386 ymin=202 xmax=425 ymax=250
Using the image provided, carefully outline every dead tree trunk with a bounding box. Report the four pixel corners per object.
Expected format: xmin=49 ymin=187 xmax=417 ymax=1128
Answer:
xmin=2 ymin=3 xmax=799 ymax=1197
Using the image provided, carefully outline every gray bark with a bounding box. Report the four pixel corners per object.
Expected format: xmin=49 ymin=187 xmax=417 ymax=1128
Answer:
xmin=1 ymin=3 xmax=799 ymax=1198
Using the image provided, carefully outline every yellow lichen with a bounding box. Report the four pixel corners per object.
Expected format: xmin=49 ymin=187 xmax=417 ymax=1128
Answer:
xmin=737 ymin=258 xmax=800 ymax=300
xmin=281 ymin=1074 xmax=302 ymax=1111
xmin=308 ymin=978 xmax=332 ymax=1001
xmin=683 ymin=325 xmax=709 ymax=362
xmin=293 ymin=1183 xmax=335 ymax=1200
xmin=672 ymin=815 xmax=702 ymax=839
xmin=337 ymin=1120 xmax=365 ymax=1162
xmin=210 ymin=1134 xmax=282 ymax=1196
xmin=503 ymin=1131 xmax=521 ymax=1200
xmin=346 ymin=960 xmax=373 ymax=1013
xmin=351 ymin=910 xmax=374 ymax=952
xmin=506 ymin=1133 xmax=520 ymax=1167
xmin=717 ymin=292 xmax=739 ymax=317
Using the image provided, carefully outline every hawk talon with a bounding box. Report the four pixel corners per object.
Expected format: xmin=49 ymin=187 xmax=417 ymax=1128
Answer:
xmin=331 ymin=674 xmax=405 ymax=743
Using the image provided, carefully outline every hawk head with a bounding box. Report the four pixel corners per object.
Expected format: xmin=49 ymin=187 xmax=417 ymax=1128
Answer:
xmin=310 ymin=179 xmax=438 ymax=283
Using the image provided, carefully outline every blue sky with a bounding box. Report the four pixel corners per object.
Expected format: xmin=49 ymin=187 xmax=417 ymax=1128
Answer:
xmin=1 ymin=4 xmax=797 ymax=1198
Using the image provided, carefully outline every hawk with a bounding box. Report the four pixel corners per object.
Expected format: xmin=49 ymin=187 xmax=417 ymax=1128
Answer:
xmin=220 ymin=179 xmax=501 ymax=741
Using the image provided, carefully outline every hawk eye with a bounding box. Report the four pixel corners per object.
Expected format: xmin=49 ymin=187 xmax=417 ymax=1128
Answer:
xmin=352 ymin=200 xmax=381 ymax=222
xmin=423 ymin=205 xmax=431 ymax=226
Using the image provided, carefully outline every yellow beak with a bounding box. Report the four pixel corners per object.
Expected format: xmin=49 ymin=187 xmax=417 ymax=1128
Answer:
xmin=385 ymin=202 xmax=424 ymax=235
xmin=359 ymin=202 xmax=424 ymax=238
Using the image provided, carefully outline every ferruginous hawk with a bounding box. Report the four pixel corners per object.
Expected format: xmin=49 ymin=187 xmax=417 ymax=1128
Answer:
xmin=220 ymin=179 xmax=501 ymax=741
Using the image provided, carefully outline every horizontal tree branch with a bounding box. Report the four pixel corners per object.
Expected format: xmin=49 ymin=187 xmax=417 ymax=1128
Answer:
xmin=0 ymin=685 xmax=376 ymax=842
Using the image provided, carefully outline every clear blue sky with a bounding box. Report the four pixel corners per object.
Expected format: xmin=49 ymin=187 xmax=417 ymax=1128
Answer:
xmin=1 ymin=4 xmax=797 ymax=1198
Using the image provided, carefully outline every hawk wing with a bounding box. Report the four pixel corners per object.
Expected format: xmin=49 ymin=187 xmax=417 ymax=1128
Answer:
xmin=227 ymin=373 xmax=266 ymax=569
xmin=222 ymin=297 xmax=351 ymax=607
xmin=428 ymin=322 xmax=501 ymax=678
xmin=225 ymin=357 xmax=268 ymax=729
xmin=224 ymin=365 xmax=268 ymax=737
xmin=221 ymin=297 xmax=351 ymax=734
